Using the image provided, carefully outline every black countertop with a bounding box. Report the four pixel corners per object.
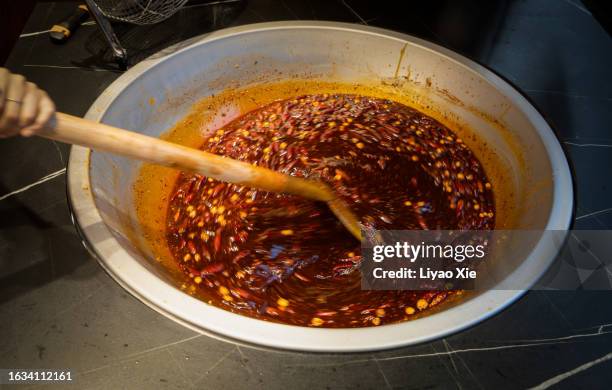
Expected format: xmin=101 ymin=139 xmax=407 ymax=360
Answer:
xmin=1 ymin=1 xmax=611 ymax=389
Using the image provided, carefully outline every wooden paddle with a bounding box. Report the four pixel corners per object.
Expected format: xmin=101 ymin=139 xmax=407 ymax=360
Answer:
xmin=39 ymin=113 xmax=362 ymax=240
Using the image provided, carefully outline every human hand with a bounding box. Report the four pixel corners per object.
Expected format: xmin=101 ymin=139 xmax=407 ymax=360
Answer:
xmin=0 ymin=67 xmax=55 ymax=138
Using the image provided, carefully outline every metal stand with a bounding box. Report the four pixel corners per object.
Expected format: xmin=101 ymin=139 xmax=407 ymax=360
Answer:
xmin=84 ymin=0 xmax=128 ymax=69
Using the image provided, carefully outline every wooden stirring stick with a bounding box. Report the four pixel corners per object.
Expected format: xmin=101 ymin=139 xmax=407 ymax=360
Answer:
xmin=39 ymin=113 xmax=362 ymax=240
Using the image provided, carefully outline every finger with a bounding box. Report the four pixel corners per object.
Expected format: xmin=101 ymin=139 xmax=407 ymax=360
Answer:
xmin=0 ymin=68 xmax=8 ymax=116
xmin=20 ymin=124 xmax=41 ymax=137
xmin=0 ymin=102 xmax=23 ymax=137
xmin=18 ymin=82 xmax=39 ymax=128
xmin=0 ymin=124 xmax=20 ymax=138
xmin=0 ymin=74 xmax=26 ymax=134
xmin=23 ymin=91 xmax=55 ymax=137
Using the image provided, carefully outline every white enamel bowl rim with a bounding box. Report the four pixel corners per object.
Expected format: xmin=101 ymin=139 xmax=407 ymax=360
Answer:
xmin=67 ymin=21 xmax=574 ymax=352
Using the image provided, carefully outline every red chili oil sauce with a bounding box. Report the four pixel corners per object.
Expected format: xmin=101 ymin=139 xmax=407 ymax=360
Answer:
xmin=166 ymin=94 xmax=495 ymax=327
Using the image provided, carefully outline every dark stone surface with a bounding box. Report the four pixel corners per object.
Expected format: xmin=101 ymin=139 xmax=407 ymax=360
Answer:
xmin=1 ymin=0 xmax=611 ymax=388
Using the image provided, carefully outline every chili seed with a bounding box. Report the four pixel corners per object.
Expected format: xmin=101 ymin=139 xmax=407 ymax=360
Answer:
xmin=311 ymin=317 xmax=324 ymax=326
xmin=417 ymin=299 xmax=429 ymax=310
xmin=219 ymin=286 xmax=229 ymax=295
xmin=277 ymin=298 xmax=289 ymax=307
